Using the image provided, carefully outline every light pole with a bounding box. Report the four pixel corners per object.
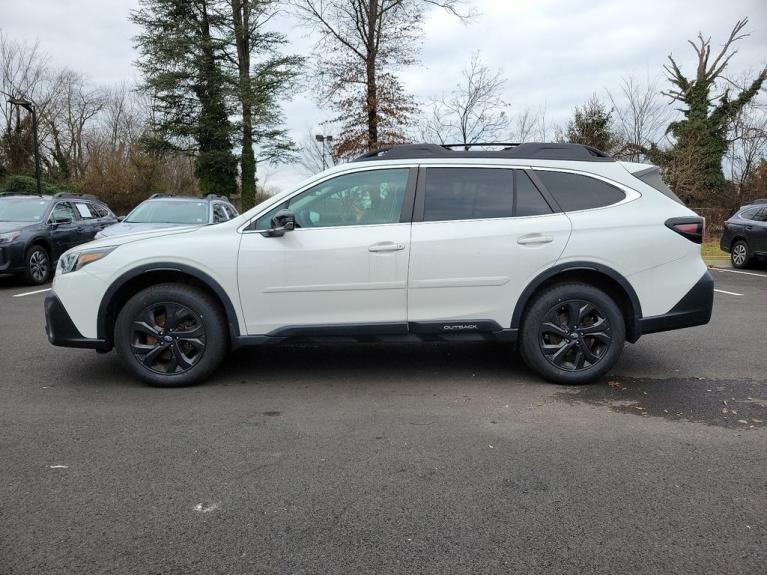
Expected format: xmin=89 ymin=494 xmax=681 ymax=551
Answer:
xmin=315 ymin=133 xmax=333 ymax=170
xmin=7 ymin=98 xmax=42 ymax=196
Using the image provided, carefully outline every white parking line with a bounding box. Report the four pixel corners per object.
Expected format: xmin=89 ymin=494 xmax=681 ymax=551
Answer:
xmin=711 ymin=268 xmax=767 ymax=278
xmin=714 ymin=288 xmax=743 ymax=296
xmin=12 ymin=288 xmax=51 ymax=298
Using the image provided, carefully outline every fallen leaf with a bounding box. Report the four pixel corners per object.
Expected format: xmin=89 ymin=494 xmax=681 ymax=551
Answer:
xmin=737 ymin=420 xmax=748 ymax=424
xmin=751 ymin=418 xmax=763 ymax=424
xmin=608 ymin=380 xmax=621 ymax=390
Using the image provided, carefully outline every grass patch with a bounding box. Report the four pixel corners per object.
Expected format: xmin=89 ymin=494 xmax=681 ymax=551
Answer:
xmin=702 ymin=237 xmax=728 ymax=260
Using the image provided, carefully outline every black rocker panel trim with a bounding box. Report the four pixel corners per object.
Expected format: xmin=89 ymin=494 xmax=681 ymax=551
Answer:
xmin=97 ymin=263 xmax=241 ymax=345
xmin=510 ymin=262 xmax=643 ymax=341
xmin=243 ymin=320 xmax=518 ymax=345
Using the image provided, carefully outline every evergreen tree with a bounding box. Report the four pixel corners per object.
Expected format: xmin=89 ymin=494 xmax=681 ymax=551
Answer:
xmin=132 ymin=0 xmax=237 ymax=196
xmin=564 ymin=95 xmax=620 ymax=153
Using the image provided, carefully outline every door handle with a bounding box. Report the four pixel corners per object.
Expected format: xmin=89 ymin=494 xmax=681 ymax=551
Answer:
xmin=745 ymin=226 xmax=753 ymax=230
xmin=368 ymin=241 xmax=406 ymax=252
xmin=517 ymin=234 xmax=554 ymax=245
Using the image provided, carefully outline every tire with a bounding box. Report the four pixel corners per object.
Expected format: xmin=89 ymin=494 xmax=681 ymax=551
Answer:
xmin=114 ymin=283 xmax=228 ymax=387
xmin=519 ymin=283 xmax=625 ymax=385
xmin=22 ymin=244 xmax=51 ymax=285
xmin=730 ymin=239 xmax=751 ymax=269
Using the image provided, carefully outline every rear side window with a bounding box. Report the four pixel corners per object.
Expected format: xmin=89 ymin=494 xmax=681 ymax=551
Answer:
xmin=635 ymin=167 xmax=684 ymax=205
xmin=740 ymin=207 xmax=760 ymax=220
xmin=89 ymin=203 xmax=110 ymax=218
xmin=74 ymin=202 xmax=95 ymax=219
xmin=536 ymin=171 xmax=625 ymax=212
xmin=423 ymin=168 xmax=513 ymax=222
xmin=515 ymin=171 xmax=552 ymax=217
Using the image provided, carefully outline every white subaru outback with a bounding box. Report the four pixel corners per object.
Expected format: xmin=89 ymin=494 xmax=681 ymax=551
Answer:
xmin=45 ymin=143 xmax=713 ymax=387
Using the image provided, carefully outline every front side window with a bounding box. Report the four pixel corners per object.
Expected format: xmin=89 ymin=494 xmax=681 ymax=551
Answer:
xmin=126 ymin=200 xmax=209 ymax=224
xmin=255 ymin=168 xmax=409 ymax=230
xmin=536 ymin=170 xmax=626 ymax=212
xmin=50 ymin=202 xmax=77 ymax=223
xmin=423 ymin=168 xmax=513 ymax=222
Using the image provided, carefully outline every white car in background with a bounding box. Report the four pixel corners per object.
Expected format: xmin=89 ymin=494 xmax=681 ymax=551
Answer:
xmin=45 ymin=143 xmax=713 ymax=387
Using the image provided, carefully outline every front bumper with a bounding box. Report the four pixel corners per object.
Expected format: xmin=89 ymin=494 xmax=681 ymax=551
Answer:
xmin=639 ymin=271 xmax=714 ymax=335
xmin=44 ymin=293 xmax=111 ymax=350
xmin=0 ymin=241 xmax=27 ymax=274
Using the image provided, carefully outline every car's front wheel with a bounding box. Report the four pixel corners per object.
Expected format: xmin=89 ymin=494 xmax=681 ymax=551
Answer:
xmin=731 ymin=239 xmax=751 ymax=269
xmin=519 ymin=283 xmax=625 ymax=385
xmin=22 ymin=244 xmax=51 ymax=285
xmin=114 ymin=283 xmax=228 ymax=387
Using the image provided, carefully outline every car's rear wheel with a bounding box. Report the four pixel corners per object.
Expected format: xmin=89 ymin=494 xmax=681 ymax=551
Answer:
xmin=519 ymin=283 xmax=625 ymax=385
xmin=731 ymin=240 xmax=751 ymax=269
xmin=114 ymin=283 xmax=228 ymax=387
xmin=22 ymin=245 xmax=51 ymax=285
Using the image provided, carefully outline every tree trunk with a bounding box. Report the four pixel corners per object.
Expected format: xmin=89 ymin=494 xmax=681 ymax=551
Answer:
xmin=232 ymin=0 xmax=257 ymax=210
xmin=365 ymin=1 xmax=378 ymax=151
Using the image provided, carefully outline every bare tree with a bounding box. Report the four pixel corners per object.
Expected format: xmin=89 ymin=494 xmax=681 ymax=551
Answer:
xmin=725 ymin=72 xmax=767 ymax=207
xmin=508 ymin=104 xmax=550 ymax=143
xmin=607 ymin=73 xmax=671 ymax=161
xmin=289 ymin=0 xmax=472 ymax=159
xmin=421 ymin=52 xmax=508 ymax=148
xmin=299 ymin=127 xmax=340 ymax=174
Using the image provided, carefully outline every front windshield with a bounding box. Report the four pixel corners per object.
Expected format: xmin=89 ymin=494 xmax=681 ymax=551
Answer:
xmin=0 ymin=197 xmax=50 ymax=222
xmin=125 ymin=200 xmax=209 ymax=224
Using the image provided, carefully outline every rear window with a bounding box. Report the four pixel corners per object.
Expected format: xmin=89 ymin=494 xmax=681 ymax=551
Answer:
xmin=126 ymin=200 xmax=209 ymax=224
xmin=423 ymin=168 xmax=513 ymax=222
xmin=536 ymin=171 xmax=625 ymax=212
xmin=634 ymin=167 xmax=684 ymax=205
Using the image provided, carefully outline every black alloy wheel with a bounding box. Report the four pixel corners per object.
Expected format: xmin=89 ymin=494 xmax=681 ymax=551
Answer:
xmin=130 ymin=302 xmax=206 ymax=374
xmin=114 ymin=283 xmax=228 ymax=387
xmin=539 ymin=299 xmax=612 ymax=371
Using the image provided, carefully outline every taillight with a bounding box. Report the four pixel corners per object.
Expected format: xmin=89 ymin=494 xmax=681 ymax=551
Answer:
xmin=665 ymin=217 xmax=705 ymax=244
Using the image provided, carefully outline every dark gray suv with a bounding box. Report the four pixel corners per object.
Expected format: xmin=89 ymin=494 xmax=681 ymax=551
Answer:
xmin=720 ymin=202 xmax=767 ymax=268
xmin=0 ymin=192 xmax=117 ymax=284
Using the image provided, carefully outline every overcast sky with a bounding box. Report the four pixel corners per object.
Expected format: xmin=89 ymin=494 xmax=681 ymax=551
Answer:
xmin=3 ymin=0 xmax=766 ymax=190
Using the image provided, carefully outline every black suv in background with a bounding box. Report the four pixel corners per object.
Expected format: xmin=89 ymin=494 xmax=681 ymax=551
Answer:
xmin=720 ymin=202 xmax=767 ymax=269
xmin=0 ymin=192 xmax=117 ymax=284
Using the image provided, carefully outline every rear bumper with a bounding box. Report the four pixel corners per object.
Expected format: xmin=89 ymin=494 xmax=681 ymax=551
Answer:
xmin=44 ymin=293 xmax=111 ymax=350
xmin=639 ymin=271 xmax=714 ymax=335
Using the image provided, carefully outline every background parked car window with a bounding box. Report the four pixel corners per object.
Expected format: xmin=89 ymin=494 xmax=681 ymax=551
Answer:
xmin=740 ymin=207 xmax=760 ymax=220
xmin=256 ymin=168 xmax=409 ymax=229
xmin=88 ymin=203 xmax=110 ymax=218
xmin=536 ymin=170 xmax=626 ymax=212
xmin=423 ymin=168 xmax=513 ymax=222
xmin=223 ymin=204 xmax=238 ymax=219
xmin=516 ymin=171 xmax=553 ymax=217
xmin=75 ymin=202 xmax=96 ymax=219
xmin=0 ymin=197 xmax=50 ymax=222
xmin=126 ymin=200 xmax=208 ymax=224
xmin=50 ymin=202 xmax=77 ymax=223
xmin=212 ymin=203 xmax=229 ymax=223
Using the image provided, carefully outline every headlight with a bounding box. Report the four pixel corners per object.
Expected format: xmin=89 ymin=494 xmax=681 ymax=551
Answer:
xmin=0 ymin=231 xmax=21 ymax=244
xmin=58 ymin=246 xmax=117 ymax=275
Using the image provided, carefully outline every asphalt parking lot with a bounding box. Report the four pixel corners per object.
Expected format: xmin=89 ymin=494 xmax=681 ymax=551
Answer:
xmin=1 ymin=267 xmax=765 ymax=574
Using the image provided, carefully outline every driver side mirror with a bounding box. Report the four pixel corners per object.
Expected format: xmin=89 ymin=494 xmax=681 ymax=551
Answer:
xmin=263 ymin=209 xmax=296 ymax=238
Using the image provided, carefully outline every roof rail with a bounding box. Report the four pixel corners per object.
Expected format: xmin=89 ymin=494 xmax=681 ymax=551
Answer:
xmin=205 ymin=193 xmax=230 ymax=201
xmin=352 ymin=142 xmax=614 ymax=163
xmin=746 ymin=198 xmax=767 ymax=205
xmin=53 ymin=191 xmax=97 ymax=200
xmin=0 ymin=191 xmax=44 ymax=197
xmin=148 ymin=193 xmax=174 ymax=199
